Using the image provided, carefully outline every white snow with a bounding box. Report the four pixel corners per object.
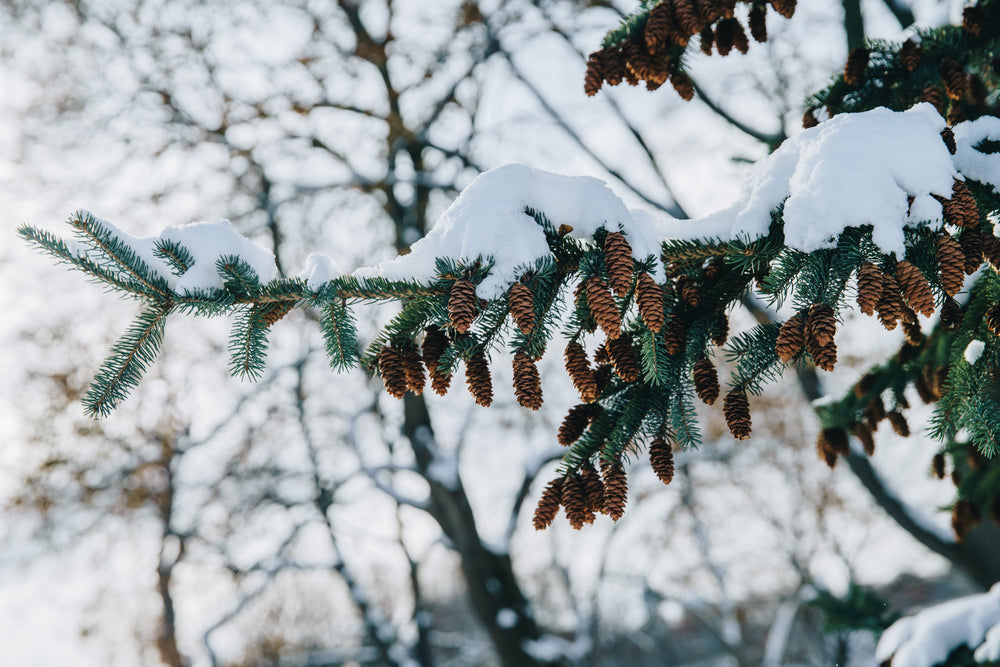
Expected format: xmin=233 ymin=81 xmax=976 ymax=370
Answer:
xmin=160 ymin=221 xmax=278 ymax=293
xmin=953 ymin=115 xmax=1000 ymax=192
xmin=876 ymin=583 xmax=1000 ymax=667
xmin=496 ymin=607 xmax=518 ymax=629
xmin=976 ymin=622 xmax=1000 ymax=662
xmin=298 ymin=252 xmax=340 ymax=291
xmin=965 ymin=340 xmax=986 ymax=365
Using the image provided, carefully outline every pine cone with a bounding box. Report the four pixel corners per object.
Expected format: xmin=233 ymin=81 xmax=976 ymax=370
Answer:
xmin=864 ymin=396 xmax=886 ymax=428
xmin=817 ymin=433 xmax=838 ymax=468
xmin=899 ymin=38 xmax=922 ymax=73
xmin=748 ymin=4 xmax=767 ymax=42
xmin=608 ymin=334 xmax=640 ymax=383
xmin=770 ymin=0 xmax=796 ymax=19
xmin=601 ymin=459 xmax=628 ymax=520
xmin=856 ymin=263 xmax=884 ymax=316
xmin=649 ymin=437 xmax=675 ymax=485
xmin=844 ymin=47 xmax=869 ymax=87
xmin=603 ymin=50 xmax=625 ymax=86
xmin=696 ymin=0 xmax=723 ymax=23
xmin=558 ymin=404 xmax=596 ymax=446
xmin=854 ymin=372 xmax=878 ymax=398
xmin=565 ymin=341 xmax=599 ymax=403
xmin=670 ymin=70 xmax=695 ymax=101
xmin=986 ymin=304 xmax=1000 ymax=337
xmin=953 ymin=180 xmax=981 ymax=229
xmin=937 ymin=233 xmax=966 ymax=297
xmin=711 ymin=311 xmax=729 ymax=347
xmin=579 ymin=460 xmax=606 ymax=516
xmin=802 ymin=107 xmax=819 ymax=129
xmin=465 ymin=350 xmax=493 ymax=407
xmin=852 ymin=422 xmax=876 ymax=456
xmin=983 ymin=236 xmax=1000 ymax=271
xmin=940 ymin=58 xmax=969 ymax=101
xmin=941 ymin=297 xmax=963 ymax=332
xmin=422 ymin=325 xmax=448 ymax=373
xmin=941 ymin=126 xmax=957 ymax=154
xmin=586 ymin=277 xmax=622 ymax=339
xmin=808 ymin=337 xmax=838 ymax=372
xmin=887 ymin=411 xmax=910 ymax=437
xmin=775 ymin=313 xmax=806 ymax=363
xmin=932 ymin=453 xmax=946 ymax=480
xmin=902 ymin=319 xmax=924 ymax=347
xmin=431 ymin=371 xmax=452 ymax=396
xmin=561 ymin=474 xmax=592 ymax=530
xmin=922 ymin=85 xmax=946 ymax=116
xmin=644 ymin=2 xmax=674 ymax=53
xmin=513 ymin=350 xmax=543 ymax=410
xmin=676 ymin=274 xmax=701 ymax=308
xmin=604 ymin=231 xmax=634 ymax=296
xmin=819 ymin=427 xmax=850 ymax=456
xmin=896 ymin=260 xmax=935 ymax=317
xmin=875 ymin=274 xmax=904 ymax=331
xmin=448 ymin=279 xmax=478 ymax=333
xmin=532 ymin=478 xmax=563 ymax=530
xmin=664 ymin=315 xmax=688 ymax=356
xmin=693 ymin=356 xmax=720 ymax=405
xmin=699 ymin=25 xmax=715 ymax=55
xmin=807 ymin=303 xmax=837 ymax=347
xmin=403 ymin=347 xmax=426 ymax=395
xmin=636 ymin=273 xmax=665 ymax=332
xmin=952 ymin=499 xmax=981 ymax=542
xmin=379 ymin=346 xmax=409 ymax=399
xmin=724 ymin=387 xmax=752 ymax=440
xmin=584 ymin=54 xmax=604 ymax=97
xmin=259 ymin=301 xmax=294 ymax=327
xmin=731 ymin=17 xmax=749 ymax=54
xmin=715 ymin=18 xmax=736 ymax=55
xmin=963 ymin=6 xmax=984 ymax=36
xmin=674 ymin=0 xmax=703 ymax=36
xmin=960 ymin=229 xmax=984 ymax=275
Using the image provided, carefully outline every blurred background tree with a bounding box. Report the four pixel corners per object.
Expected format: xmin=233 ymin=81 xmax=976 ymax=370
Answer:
xmin=2 ymin=0 xmax=994 ymax=665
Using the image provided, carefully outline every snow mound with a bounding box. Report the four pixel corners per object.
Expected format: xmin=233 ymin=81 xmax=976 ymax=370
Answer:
xmin=160 ymin=221 xmax=278 ymax=294
xmin=953 ymin=115 xmax=1000 ymax=193
xmin=876 ymin=583 xmax=1000 ymax=667
xmin=965 ymin=340 xmax=986 ymax=365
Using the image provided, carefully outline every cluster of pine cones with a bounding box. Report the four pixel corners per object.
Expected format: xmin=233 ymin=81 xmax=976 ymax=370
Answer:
xmin=584 ymin=0 xmax=795 ymax=98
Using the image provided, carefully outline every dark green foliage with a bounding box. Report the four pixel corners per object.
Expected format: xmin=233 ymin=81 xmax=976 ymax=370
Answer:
xmin=321 ymin=300 xmax=359 ymax=371
xmin=228 ymin=305 xmax=270 ymax=381
xmin=808 ymin=584 xmax=899 ymax=633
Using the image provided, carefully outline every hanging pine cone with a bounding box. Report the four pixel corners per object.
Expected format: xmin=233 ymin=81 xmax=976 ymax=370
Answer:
xmin=748 ymin=4 xmax=767 ymax=42
xmin=693 ymin=356 xmax=720 ymax=405
xmin=664 ymin=315 xmax=688 ymax=356
xmin=940 ymin=58 xmax=969 ymax=101
xmin=986 ymin=304 xmax=1000 ymax=336
xmin=724 ymin=387 xmax=752 ymax=440
xmin=670 ymin=70 xmax=695 ymax=101
xmin=856 ymin=263 xmax=884 ymax=316
xmin=808 ymin=337 xmax=838 ymax=372
xmin=731 ymin=17 xmax=750 ymax=54
xmin=964 ymin=6 xmax=984 ymax=36
xmin=899 ymin=38 xmax=922 ymax=72
xmin=886 ymin=411 xmax=910 ymax=437
xmin=532 ymin=478 xmax=563 ymax=530
xmin=604 ymin=231 xmax=634 ymax=296
xmin=960 ymin=229 xmax=984 ymax=275
xmin=922 ymin=85 xmax=946 ymax=116
xmin=431 ymin=371 xmax=452 ymax=396
xmin=608 ymin=334 xmax=640 ymax=383
xmin=594 ymin=364 xmax=613 ymax=396
xmin=902 ymin=319 xmax=924 ymax=347
xmin=807 ymin=303 xmax=837 ymax=347
xmin=565 ymin=341 xmax=599 ymax=402
xmin=953 ymin=180 xmax=981 ymax=229
xmin=448 ymin=279 xmax=478 ymax=333
xmin=937 ymin=233 xmax=966 ymax=297
xmin=776 ymin=313 xmax=806 ymax=363
xmin=403 ymin=347 xmax=426 ymax=395
xmin=259 ymin=301 xmax=294 ymax=327
xmin=852 ymin=422 xmax=876 ymax=456
xmin=711 ymin=311 xmax=729 ymax=347
xmin=696 ymin=0 xmax=723 ymax=23
xmin=941 ymin=126 xmax=957 ymax=154
xmin=876 ymin=274 xmax=904 ymax=330
xmin=512 ymin=350 xmax=543 ymax=410
xmin=379 ymin=346 xmax=409 ymax=399
xmin=561 ymin=473 xmax=592 ymax=530
xmin=854 ymin=372 xmax=878 ymax=398
xmin=644 ymin=2 xmax=674 ymax=53
xmin=422 ymin=325 xmax=448 ymax=373
xmin=584 ymin=55 xmax=604 ymax=97
xmin=864 ymin=396 xmax=886 ymax=428
xmin=676 ymin=274 xmax=701 ymax=308
xmin=674 ymin=0 xmax=704 ymax=35
xmin=699 ymin=25 xmax=715 ymax=55
xmin=896 ymin=260 xmax=935 ymax=317
xmin=649 ymin=437 xmax=675 ymax=485
xmin=983 ymin=236 xmax=1000 ymax=271
xmin=594 ymin=343 xmax=610 ymax=366
xmin=558 ymin=404 xmax=596 ymax=447
xmin=715 ymin=17 xmax=736 ymax=55
xmin=940 ymin=297 xmax=962 ymax=333
xmin=952 ymin=499 xmax=981 ymax=542
xmin=817 ymin=433 xmax=839 ymax=468
xmin=844 ymin=47 xmax=869 ymax=87
xmin=508 ymin=282 xmax=536 ymax=334
xmin=465 ymin=350 xmax=493 ymax=407
xmin=586 ymin=277 xmax=622 ymax=339
xmin=770 ymin=0 xmax=796 ymax=19
xmin=579 ymin=460 xmax=606 ymax=516
xmin=601 ymin=458 xmax=628 ymax=520
xmin=820 ymin=427 xmax=850 ymax=456
xmin=932 ymin=452 xmax=946 ymax=480
xmin=802 ymin=107 xmax=820 ymax=129
xmin=636 ymin=273 xmax=665 ymax=332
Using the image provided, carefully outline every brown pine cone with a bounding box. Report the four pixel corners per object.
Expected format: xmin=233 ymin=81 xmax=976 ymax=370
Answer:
xmin=896 ymin=260 xmax=935 ymax=317
xmin=876 ymin=274 xmax=904 ymax=330
xmin=887 ymin=411 xmax=910 ymax=437
xmin=770 ymin=0 xmax=796 ymax=19
xmin=604 ymin=231 xmax=634 ymax=296
xmin=696 ymin=0 xmax=723 ymax=23
xmin=856 ymin=263 xmax=884 ymax=316
xmin=983 ymin=236 xmax=1000 ymax=271
xmin=817 ymin=433 xmax=839 ymax=468
xmin=670 ymin=70 xmax=695 ymax=101
xmin=802 ymin=107 xmax=820 ymax=129
xmin=379 ymin=346 xmax=409 ymax=399
xmin=465 ymin=350 xmax=493 ymax=407
xmin=749 ymin=4 xmax=767 ymax=42
xmin=586 ymin=277 xmax=622 ymax=339
xmin=952 ymin=499 xmax=980 ymax=542
xmin=513 ymin=350 xmax=543 ymax=410
xmin=986 ymin=303 xmax=1000 ymax=336
xmin=852 ymin=422 xmax=876 ymax=456
xmin=711 ymin=311 xmax=730 ymax=347
xmin=508 ymin=282 xmax=536 ymax=334
xmin=715 ymin=18 xmax=736 ymax=55
xmin=940 ymin=58 xmax=969 ymax=100
xmin=820 ymin=427 xmax=850 ymax=456
xmin=775 ymin=312 xmax=806 ymax=363
xmin=601 ymin=458 xmax=628 ymax=520
xmin=844 ymin=47 xmax=869 ymax=87
xmin=952 ymin=180 xmax=981 ymax=229
xmin=922 ymin=85 xmax=946 ymax=116
xmin=649 ymin=437 xmax=675 ymax=485
xmin=941 ymin=297 xmax=963 ymax=332
xmin=579 ymin=460 xmax=606 ymax=516
xmin=807 ymin=303 xmax=837 ymax=347
xmin=532 ymin=478 xmax=563 ymax=530
xmin=403 ymin=347 xmax=426 ymax=395
xmin=636 ymin=273 xmax=665 ymax=332
xmin=561 ymin=473 xmax=592 ymax=529
xmin=604 ymin=50 xmax=626 ymax=86
xmin=664 ymin=315 xmax=688 ymax=356
xmin=864 ymin=396 xmax=886 ymax=428
xmin=558 ymin=404 xmax=596 ymax=446
xmin=584 ymin=54 xmax=604 ymax=97
xmin=608 ymin=334 xmax=640 ymax=383
xmin=937 ymin=233 xmax=966 ymax=296
xmin=932 ymin=453 xmax=947 ymax=480
xmin=693 ymin=356 xmax=720 ymax=405
xmin=724 ymin=387 xmax=752 ymax=440
xmin=676 ymin=274 xmax=701 ymax=308
xmin=963 ymin=6 xmax=984 ymax=36
xmin=431 ymin=371 xmax=452 ymax=396
xmin=699 ymin=25 xmax=715 ymax=55
xmin=808 ymin=337 xmax=838 ymax=372
xmin=899 ymin=38 xmax=922 ymax=73
xmin=644 ymin=2 xmax=674 ymax=54
xmin=594 ymin=365 xmax=613 ymax=396
xmin=960 ymin=229 xmax=984 ymax=275
xmin=422 ymin=325 xmax=449 ymax=373
xmin=259 ymin=301 xmax=294 ymax=327
xmin=674 ymin=0 xmax=704 ymax=36
xmin=854 ymin=372 xmax=878 ymax=398
xmin=902 ymin=319 xmax=924 ymax=347
xmin=448 ymin=279 xmax=478 ymax=333
xmin=941 ymin=126 xmax=957 ymax=154
xmin=565 ymin=341 xmax=599 ymax=403
xmin=731 ymin=17 xmax=750 ymax=54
